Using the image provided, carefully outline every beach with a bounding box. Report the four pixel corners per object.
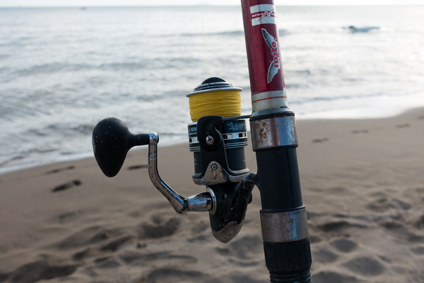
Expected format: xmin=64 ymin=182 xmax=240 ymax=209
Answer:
xmin=1 ymin=107 xmax=423 ymax=283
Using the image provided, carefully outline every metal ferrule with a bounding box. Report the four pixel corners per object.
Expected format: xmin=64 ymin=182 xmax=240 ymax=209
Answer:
xmin=250 ymin=115 xmax=298 ymax=151
xmin=147 ymin=133 xmax=213 ymax=214
xmin=206 ymin=187 xmax=217 ymax=215
xmin=260 ymin=208 xmax=309 ymax=243
xmin=186 ymin=192 xmax=213 ymax=212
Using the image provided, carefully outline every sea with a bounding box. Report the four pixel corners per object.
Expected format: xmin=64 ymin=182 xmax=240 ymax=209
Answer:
xmin=1 ymin=6 xmax=423 ymax=174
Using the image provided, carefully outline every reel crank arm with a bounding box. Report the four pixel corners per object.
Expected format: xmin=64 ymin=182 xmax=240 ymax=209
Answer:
xmin=92 ymin=117 xmax=213 ymax=214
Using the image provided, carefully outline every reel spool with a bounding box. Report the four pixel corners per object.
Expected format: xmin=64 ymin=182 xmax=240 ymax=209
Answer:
xmin=187 ymin=77 xmax=249 ymax=185
xmin=187 ymin=77 xmax=242 ymax=122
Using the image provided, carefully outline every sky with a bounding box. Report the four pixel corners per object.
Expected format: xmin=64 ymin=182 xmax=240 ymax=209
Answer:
xmin=0 ymin=0 xmax=422 ymax=7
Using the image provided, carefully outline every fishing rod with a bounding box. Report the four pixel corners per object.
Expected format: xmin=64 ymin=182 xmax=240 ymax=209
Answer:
xmin=92 ymin=0 xmax=312 ymax=282
xmin=240 ymin=0 xmax=312 ymax=281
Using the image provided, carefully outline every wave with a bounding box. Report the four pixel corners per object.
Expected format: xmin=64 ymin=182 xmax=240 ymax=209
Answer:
xmin=180 ymin=30 xmax=243 ymax=37
xmin=285 ymin=82 xmax=314 ymax=89
xmin=208 ymin=30 xmax=244 ymax=36
xmin=181 ymin=29 xmax=288 ymax=37
xmin=9 ymin=58 xmax=201 ymax=79
xmin=12 ymin=63 xmax=94 ymax=77
xmin=289 ymin=89 xmax=417 ymax=106
xmin=344 ymin=26 xmax=380 ymax=33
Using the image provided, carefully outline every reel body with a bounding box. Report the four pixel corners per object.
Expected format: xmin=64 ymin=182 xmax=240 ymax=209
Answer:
xmin=188 ymin=114 xmax=254 ymax=243
xmin=188 ymin=116 xmax=249 ymax=185
xmin=92 ymin=78 xmax=257 ymax=243
xmin=186 ymin=78 xmax=255 ymax=243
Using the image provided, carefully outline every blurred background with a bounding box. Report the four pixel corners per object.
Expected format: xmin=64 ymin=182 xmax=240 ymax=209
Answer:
xmin=0 ymin=1 xmax=423 ymax=173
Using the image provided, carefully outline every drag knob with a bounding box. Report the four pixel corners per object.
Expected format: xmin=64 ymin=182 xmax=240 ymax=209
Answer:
xmin=92 ymin=117 xmax=150 ymax=177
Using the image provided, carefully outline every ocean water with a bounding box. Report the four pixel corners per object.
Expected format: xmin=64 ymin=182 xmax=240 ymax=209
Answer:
xmin=0 ymin=6 xmax=423 ymax=173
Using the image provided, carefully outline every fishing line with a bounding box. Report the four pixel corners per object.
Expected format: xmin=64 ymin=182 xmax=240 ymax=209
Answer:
xmin=200 ymin=0 xmax=209 ymax=77
xmin=190 ymin=8 xmax=241 ymax=124
xmin=188 ymin=90 xmax=241 ymax=122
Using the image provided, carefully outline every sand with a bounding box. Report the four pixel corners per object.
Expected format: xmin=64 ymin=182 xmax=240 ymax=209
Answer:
xmin=0 ymin=108 xmax=423 ymax=283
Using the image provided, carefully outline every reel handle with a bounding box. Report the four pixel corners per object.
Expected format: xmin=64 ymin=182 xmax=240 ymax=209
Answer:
xmin=92 ymin=117 xmax=150 ymax=177
xmin=92 ymin=117 xmax=213 ymax=214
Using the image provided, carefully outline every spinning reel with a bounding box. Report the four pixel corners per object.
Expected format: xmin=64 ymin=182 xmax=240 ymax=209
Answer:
xmin=93 ymin=78 xmax=255 ymax=243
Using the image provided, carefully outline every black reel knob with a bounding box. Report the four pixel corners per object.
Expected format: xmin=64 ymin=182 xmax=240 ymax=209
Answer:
xmin=92 ymin=117 xmax=150 ymax=177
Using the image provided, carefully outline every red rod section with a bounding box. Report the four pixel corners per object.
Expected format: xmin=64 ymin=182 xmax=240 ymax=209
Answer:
xmin=241 ymin=0 xmax=288 ymax=113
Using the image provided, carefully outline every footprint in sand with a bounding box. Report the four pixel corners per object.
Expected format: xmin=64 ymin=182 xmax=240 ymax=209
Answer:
xmin=330 ymin=238 xmax=358 ymax=253
xmin=73 ymin=248 xmax=93 ymax=261
xmin=139 ymin=268 xmax=209 ymax=283
xmin=187 ymin=233 xmax=211 ymax=243
xmin=380 ymin=220 xmax=424 ymax=243
xmin=411 ymin=214 xmax=424 ymax=230
xmin=312 ymin=138 xmax=329 ymax=143
xmin=312 ymin=248 xmax=339 ymax=263
xmin=119 ymin=250 xmax=197 ymax=267
xmin=100 ymin=235 xmax=133 ymax=252
xmin=128 ymin=164 xmax=148 ymax=171
xmin=55 ymin=226 xmax=124 ymax=250
xmin=190 ymin=222 xmax=209 ymax=235
xmin=51 ymin=179 xmax=82 ymax=192
xmin=410 ymin=246 xmax=424 ymax=255
xmin=57 ymin=211 xmax=81 ymax=224
xmin=309 ymin=235 xmax=323 ymax=244
xmin=396 ymin=123 xmax=410 ymax=128
xmin=71 ymin=234 xmax=135 ymax=262
xmin=215 ymin=247 xmax=231 ymax=256
xmin=0 ymin=273 xmax=9 ymax=282
xmin=187 ymin=221 xmax=210 ymax=242
xmin=120 ymin=251 xmax=169 ymax=266
xmin=316 ymin=219 xmax=367 ymax=233
xmin=312 ymin=271 xmax=359 ymax=283
xmin=213 ymin=235 xmax=264 ymax=267
xmin=228 ymin=235 xmax=263 ymax=259
xmin=45 ymin=165 xmax=75 ymax=175
xmin=343 ymin=256 xmax=386 ymax=276
xmin=93 ymin=256 xmax=121 ymax=269
xmin=139 ymin=217 xmax=181 ymax=239
xmin=367 ymin=197 xmax=412 ymax=212
xmin=3 ymin=260 xmax=77 ymax=283
xmin=352 ymin=129 xmax=369 ymax=134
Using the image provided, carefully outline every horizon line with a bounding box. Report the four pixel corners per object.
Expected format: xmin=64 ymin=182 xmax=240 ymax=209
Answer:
xmin=0 ymin=4 xmax=423 ymax=8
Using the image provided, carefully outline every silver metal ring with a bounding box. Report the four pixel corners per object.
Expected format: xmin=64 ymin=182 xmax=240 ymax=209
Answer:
xmin=260 ymin=208 xmax=309 ymax=243
xmin=206 ymin=187 xmax=217 ymax=215
xmin=250 ymin=116 xmax=297 ymax=150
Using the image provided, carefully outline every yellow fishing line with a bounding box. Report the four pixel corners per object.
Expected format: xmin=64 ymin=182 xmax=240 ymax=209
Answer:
xmin=189 ymin=90 xmax=241 ymax=122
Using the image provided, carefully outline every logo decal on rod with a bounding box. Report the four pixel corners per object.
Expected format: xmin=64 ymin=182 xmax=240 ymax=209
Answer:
xmin=262 ymin=28 xmax=280 ymax=83
xmin=250 ymin=4 xmax=276 ymax=26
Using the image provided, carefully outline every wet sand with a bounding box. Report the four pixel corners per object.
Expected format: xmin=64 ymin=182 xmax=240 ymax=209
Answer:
xmin=0 ymin=108 xmax=423 ymax=283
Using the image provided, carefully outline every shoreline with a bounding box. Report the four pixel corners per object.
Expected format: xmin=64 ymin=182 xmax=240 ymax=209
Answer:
xmin=2 ymin=105 xmax=424 ymax=176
